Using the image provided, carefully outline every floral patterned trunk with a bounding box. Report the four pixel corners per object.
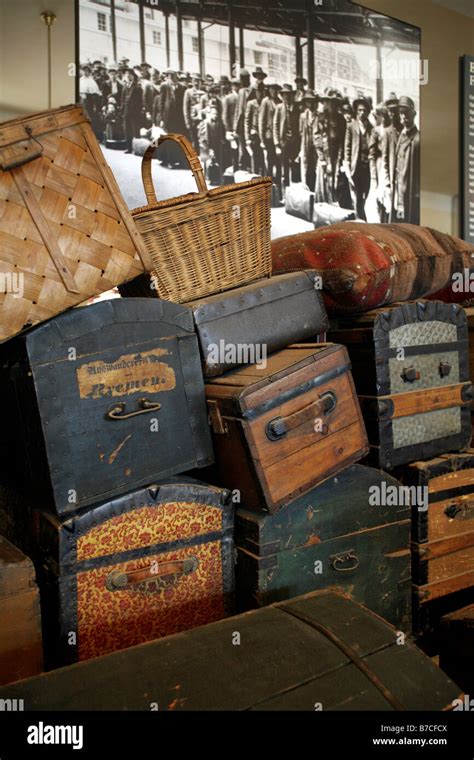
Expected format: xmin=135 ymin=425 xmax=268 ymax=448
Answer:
xmin=36 ymin=479 xmax=234 ymax=668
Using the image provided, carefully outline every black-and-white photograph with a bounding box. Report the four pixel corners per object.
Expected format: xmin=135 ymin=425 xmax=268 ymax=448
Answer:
xmin=77 ymin=0 xmax=421 ymax=238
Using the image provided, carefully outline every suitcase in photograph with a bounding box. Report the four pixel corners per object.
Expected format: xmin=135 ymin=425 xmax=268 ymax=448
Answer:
xmin=0 ymin=104 xmax=152 ymax=343
xmin=236 ymin=464 xmax=411 ymax=631
xmin=439 ymin=604 xmax=474 ymax=695
xmin=0 ymin=298 xmax=213 ymax=516
xmin=284 ymin=183 xmax=314 ymax=222
xmin=0 ymin=591 xmax=460 ymax=711
xmin=0 ymin=536 xmax=43 ymax=685
xmin=395 ymin=450 xmax=474 ymax=634
xmin=186 ymin=271 xmax=329 ymax=377
xmin=205 ymin=344 xmax=368 ymax=513
xmin=329 ymin=301 xmax=472 ymax=469
xmin=34 ymin=479 xmax=234 ymax=668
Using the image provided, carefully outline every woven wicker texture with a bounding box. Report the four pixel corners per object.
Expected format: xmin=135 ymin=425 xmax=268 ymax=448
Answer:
xmin=129 ymin=133 xmax=272 ymax=303
xmin=0 ymin=105 xmax=151 ymax=342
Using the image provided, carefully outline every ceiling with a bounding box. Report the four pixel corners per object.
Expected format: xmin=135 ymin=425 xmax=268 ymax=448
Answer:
xmin=432 ymin=0 xmax=474 ymax=18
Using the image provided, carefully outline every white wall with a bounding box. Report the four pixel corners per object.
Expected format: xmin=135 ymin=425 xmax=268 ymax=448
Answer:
xmin=0 ymin=0 xmax=75 ymax=120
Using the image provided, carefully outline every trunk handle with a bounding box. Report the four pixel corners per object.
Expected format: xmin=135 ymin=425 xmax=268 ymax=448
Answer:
xmin=106 ymin=557 xmax=198 ymax=594
xmin=106 ymin=398 xmax=161 ymax=420
xmin=266 ymin=391 xmax=336 ymax=441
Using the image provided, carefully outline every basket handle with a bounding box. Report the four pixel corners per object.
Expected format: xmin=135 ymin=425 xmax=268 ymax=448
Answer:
xmin=141 ymin=133 xmax=208 ymax=204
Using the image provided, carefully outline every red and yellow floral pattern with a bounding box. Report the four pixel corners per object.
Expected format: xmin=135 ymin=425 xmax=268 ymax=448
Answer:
xmin=77 ymin=501 xmax=223 ymax=561
xmin=76 ymin=540 xmax=226 ymax=661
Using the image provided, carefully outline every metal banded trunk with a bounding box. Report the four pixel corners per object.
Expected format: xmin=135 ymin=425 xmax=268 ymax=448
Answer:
xmin=396 ymin=450 xmax=474 ymax=634
xmin=34 ymin=478 xmax=234 ymax=668
xmin=235 ymin=464 xmax=411 ymax=631
xmin=329 ymin=301 xmax=472 ymax=469
xmin=205 ymin=344 xmax=368 ymax=513
xmin=0 ymin=591 xmax=461 ymax=711
xmin=0 ymin=298 xmax=213 ymax=516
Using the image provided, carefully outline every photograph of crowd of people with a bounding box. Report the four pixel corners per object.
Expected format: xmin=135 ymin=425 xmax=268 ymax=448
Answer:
xmin=78 ymin=0 xmax=421 ymax=232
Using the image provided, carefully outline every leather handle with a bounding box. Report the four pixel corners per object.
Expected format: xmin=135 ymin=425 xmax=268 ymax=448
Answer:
xmin=106 ymin=398 xmax=161 ymax=420
xmin=266 ymin=391 xmax=336 ymax=441
xmin=105 ymin=557 xmax=198 ymax=593
xmin=141 ymin=133 xmax=208 ymax=204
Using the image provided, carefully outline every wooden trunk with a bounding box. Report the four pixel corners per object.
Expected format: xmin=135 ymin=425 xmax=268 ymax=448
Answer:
xmin=439 ymin=604 xmax=474 ymax=695
xmin=185 ymin=271 xmax=329 ymax=377
xmin=235 ymin=464 xmax=411 ymax=631
xmin=0 ymin=591 xmax=460 ymax=711
xmin=205 ymin=344 xmax=368 ymax=513
xmin=329 ymin=301 xmax=472 ymax=469
xmin=0 ymin=298 xmax=213 ymax=516
xmin=0 ymin=105 xmax=152 ymax=342
xmin=465 ymin=306 xmax=474 ymax=441
xmin=0 ymin=536 xmax=43 ymax=685
xmin=33 ymin=479 xmax=234 ymax=668
xmin=395 ymin=450 xmax=474 ymax=634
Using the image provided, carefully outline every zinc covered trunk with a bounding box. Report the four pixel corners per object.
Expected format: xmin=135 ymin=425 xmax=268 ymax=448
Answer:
xmin=235 ymin=464 xmax=411 ymax=631
xmin=0 ymin=298 xmax=213 ymax=515
xmin=34 ymin=479 xmax=234 ymax=668
xmin=205 ymin=344 xmax=368 ymax=513
xmin=0 ymin=591 xmax=461 ymax=711
xmin=329 ymin=301 xmax=472 ymax=469
xmin=185 ymin=271 xmax=329 ymax=377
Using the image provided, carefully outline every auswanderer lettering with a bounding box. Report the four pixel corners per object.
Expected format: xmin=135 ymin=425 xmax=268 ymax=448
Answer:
xmin=27 ymin=722 xmax=84 ymax=750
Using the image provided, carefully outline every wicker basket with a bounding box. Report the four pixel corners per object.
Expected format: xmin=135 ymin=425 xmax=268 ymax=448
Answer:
xmin=0 ymin=105 xmax=152 ymax=342
xmin=125 ymin=133 xmax=272 ymax=303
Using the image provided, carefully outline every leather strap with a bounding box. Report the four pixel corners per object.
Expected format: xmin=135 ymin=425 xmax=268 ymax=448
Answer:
xmin=13 ymin=166 xmax=80 ymax=293
xmin=280 ymin=605 xmax=405 ymax=710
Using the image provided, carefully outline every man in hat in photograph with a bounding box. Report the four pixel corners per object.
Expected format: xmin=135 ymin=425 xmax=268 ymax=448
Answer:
xmin=369 ymin=102 xmax=390 ymax=221
xmin=102 ymin=63 xmax=123 ymax=105
xmin=392 ymin=95 xmax=420 ymax=224
xmin=183 ymin=73 xmax=204 ymax=150
xmin=156 ymin=68 xmax=188 ymax=165
xmin=252 ymin=67 xmax=268 ymax=84
xmin=219 ymin=75 xmax=231 ymax=98
xmin=324 ymin=89 xmax=346 ymax=201
xmin=294 ymin=76 xmax=308 ymax=105
xmin=273 ymin=83 xmax=294 ymax=199
xmin=122 ymin=67 xmax=143 ymax=153
xmin=382 ymin=92 xmax=401 ymax=215
xmin=139 ymin=63 xmax=155 ymax=126
xmin=233 ymin=68 xmax=253 ymax=170
xmin=259 ymin=79 xmax=281 ymax=179
xmin=223 ymin=78 xmax=241 ymax=171
xmin=344 ymin=96 xmax=373 ymax=219
xmin=245 ymin=82 xmax=266 ymax=176
xmin=299 ymin=89 xmax=319 ymax=190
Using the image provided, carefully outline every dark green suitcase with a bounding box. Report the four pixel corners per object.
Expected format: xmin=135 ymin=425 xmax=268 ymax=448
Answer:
xmin=235 ymin=464 xmax=411 ymax=631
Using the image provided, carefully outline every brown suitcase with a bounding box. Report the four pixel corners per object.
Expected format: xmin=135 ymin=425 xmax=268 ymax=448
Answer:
xmin=205 ymin=343 xmax=368 ymax=513
xmin=0 ymin=104 xmax=152 ymax=342
xmin=0 ymin=536 xmax=43 ymax=685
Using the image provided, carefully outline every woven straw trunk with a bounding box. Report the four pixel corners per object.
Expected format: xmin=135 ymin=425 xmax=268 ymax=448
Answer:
xmin=0 ymin=104 xmax=152 ymax=342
